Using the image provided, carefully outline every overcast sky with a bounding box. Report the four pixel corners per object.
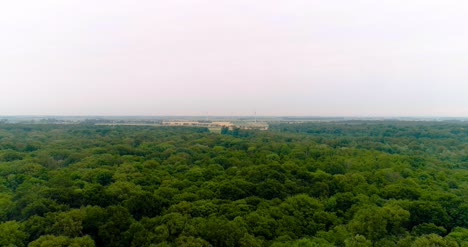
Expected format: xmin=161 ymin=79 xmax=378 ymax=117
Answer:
xmin=1 ymin=0 xmax=467 ymax=116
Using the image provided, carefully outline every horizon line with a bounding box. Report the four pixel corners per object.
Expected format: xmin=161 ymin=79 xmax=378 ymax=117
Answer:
xmin=1 ymin=115 xmax=468 ymax=118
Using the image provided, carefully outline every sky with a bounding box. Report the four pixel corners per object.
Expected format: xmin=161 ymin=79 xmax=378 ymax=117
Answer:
xmin=1 ymin=0 xmax=467 ymax=116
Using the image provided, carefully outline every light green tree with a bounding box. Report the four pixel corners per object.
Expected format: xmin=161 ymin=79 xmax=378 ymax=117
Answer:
xmin=0 ymin=221 xmax=28 ymax=247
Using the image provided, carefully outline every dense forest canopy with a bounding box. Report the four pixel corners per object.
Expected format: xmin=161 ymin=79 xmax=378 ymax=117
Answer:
xmin=0 ymin=121 xmax=467 ymax=246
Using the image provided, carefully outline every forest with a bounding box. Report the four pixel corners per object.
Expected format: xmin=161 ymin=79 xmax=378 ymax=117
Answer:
xmin=0 ymin=121 xmax=467 ymax=246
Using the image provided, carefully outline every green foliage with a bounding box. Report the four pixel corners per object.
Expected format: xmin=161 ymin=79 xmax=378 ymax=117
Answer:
xmin=0 ymin=221 xmax=28 ymax=247
xmin=0 ymin=193 xmax=14 ymax=221
xmin=411 ymin=234 xmax=458 ymax=247
xmin=271 ymin=237 xmax=334 ymax=247
xmin=445 ymin=227 xmax=468 ymax=247
xmin=412 ymin=223 xmax=447 ymax=236
xmin=28 ymin=235 xmax=95 ymax=247
xmin=0 ymin=122 xmax=467 ymax=246
xmin=344 ymin=235 xmax=372 ymax=247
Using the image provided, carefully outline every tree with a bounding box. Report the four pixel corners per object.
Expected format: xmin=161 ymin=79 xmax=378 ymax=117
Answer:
xmin=0 ymin=221 xmax=28 ymax=247
xmin=124 ymin=192 xmax=164 ymax=220
xmin=175 ymin=236 xmax=210 ymax=247
xmin=28 ymin=235 xmax=95 ymax=247
xmin=238 ymin=233 xmax=264 ymax=247
xmin=344 ymin=235 xmax=372 ymax=247
xmin=271 ymin=237 xmax=334 ymax=247
xmin=0 ymin=193 xmax=14 ymax=221
xmin=98 ymin=206 xmax=133 ymax=247
xmin=445 ymin=227 xmax=468 ymax=247
xmin=411 ymin=234 xmax=458 ymax=247
xmin=49 ymin=210 xmax=85 ymax=237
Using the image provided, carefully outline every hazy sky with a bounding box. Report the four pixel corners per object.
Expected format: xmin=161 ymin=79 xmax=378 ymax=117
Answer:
xmin=1 ymin=0 xmax=467 ymax=116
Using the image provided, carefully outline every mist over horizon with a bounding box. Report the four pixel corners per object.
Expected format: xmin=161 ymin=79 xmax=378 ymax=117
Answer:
xmin=1 ymin=0 xmax=468 ymax=116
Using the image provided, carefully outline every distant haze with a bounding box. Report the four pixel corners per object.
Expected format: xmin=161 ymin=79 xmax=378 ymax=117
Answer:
xmin=1 ymin=0 xmax=467 ymax=116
